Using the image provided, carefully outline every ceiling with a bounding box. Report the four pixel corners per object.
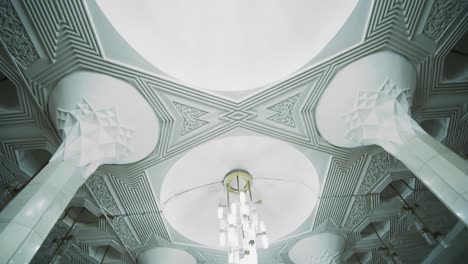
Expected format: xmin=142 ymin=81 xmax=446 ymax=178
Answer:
xmin=159 ymin=135 xmax=321 ymax=249
xmin=95 ymin=0 xmax=358 ymax=93
xmin=0 ymin=0 xmax=467 ymax=263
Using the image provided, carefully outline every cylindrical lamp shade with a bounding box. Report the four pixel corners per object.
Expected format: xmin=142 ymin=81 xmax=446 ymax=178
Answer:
xmin=137 ymin=248 xmax=197 ymax=264
xmin=288 ymin=233 xmax=346 ymax=264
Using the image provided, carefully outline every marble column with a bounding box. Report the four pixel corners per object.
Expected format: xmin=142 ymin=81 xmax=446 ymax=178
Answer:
xmin=288 ymin=233 xmax=346 ymax=264
xmin=316 ymin=51 xmax=468 ymax=227
xmin=137 ymin=248 xmax=197 ymax=264
xmin=0 ymin=71 xmax=159 ymax=263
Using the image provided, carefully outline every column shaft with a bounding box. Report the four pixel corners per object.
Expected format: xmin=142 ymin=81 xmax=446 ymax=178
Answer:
xmin=383 ymin=132 xmax=468 ymax=226
xmin=0 ymin=160 xmax=85 ymax=264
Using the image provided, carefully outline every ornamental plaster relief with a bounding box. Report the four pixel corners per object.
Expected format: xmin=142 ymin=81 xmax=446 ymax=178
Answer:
xmin=86 ymin=175 xmax=121 ymax=215
xmin=112 ymin=216 xmax=139 ymax=248
xmin=173 ymin=101 xmax=210 ymax=136
xmin=51 ymin=99 xmax=134 ymax=176
xmin=0 ymin=0 xmax=39 ymax=67
xmin=366 ymin=0 xmax=425 ymax=39
xmin=343 ymin=79 xmax=420 ymax=149
xmin=267 ymin=93 xmax=301 ymax=128
xmin=0 ymin=1 xmax=462 ymax=260
xmin=423 ymin=0 xmax=468 ymax=41
xmin=345 ymin=196 xmax=368 ymax=228
xmin=345 ymin=151 xmax=395 ymax=228
xmin=357 ymin=152 xmax=394 ymax=195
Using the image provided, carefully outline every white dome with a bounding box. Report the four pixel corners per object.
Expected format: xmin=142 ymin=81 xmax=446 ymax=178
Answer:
xmin=96 ymin=0 xmax=358 ymax=92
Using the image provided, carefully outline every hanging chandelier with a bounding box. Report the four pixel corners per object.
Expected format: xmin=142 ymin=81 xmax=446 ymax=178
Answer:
xmin=217 ymin=170 xmax=269 ymax=264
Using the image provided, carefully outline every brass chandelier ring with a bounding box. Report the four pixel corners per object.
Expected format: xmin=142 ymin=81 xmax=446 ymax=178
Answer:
xmin=224 ymin=169 xmax=252 ymax=193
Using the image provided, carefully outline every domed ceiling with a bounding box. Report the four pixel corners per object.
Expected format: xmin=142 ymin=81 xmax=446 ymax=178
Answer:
xmin=159 ymin=135 xmax=321 ymax=248
xmin=96 ymin=0 xmax=358 ymax=93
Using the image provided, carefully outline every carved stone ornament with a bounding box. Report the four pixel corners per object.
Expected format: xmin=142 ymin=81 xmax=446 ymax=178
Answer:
xmin=50 ymin=99 xmax=134 ymax=176
xmin=345 ymin=196 xmax=367 ymax=228
xmin=86 ymin=174 xmax=120 ymax=215
xmin=112 ymin=216 xmax=139 ymax=248
xmin=358 ymin=152 xmax=393 ymax=195
xmin=422 ymin=0 xmax=468 ymax=41
xmin=343 ymin=79 xmax=424 ymax=150
xmin=173 ymin=101 xmax=209 ymax=136
xmin=0 ymin=0 xmax=39 ymax=67
xmin=267 ymin=94 xmax=300 ymax=128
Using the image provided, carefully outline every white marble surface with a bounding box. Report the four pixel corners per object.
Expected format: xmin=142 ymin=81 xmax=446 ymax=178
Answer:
xmin=0 ymin=160 xmax=84 ymax=264
xmin=391 ymin=132 xmax=468 ymax=227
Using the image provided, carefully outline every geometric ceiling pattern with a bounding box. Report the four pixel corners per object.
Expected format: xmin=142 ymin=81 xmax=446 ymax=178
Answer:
xmin=0 ymin=0 xmax=467 ymax=263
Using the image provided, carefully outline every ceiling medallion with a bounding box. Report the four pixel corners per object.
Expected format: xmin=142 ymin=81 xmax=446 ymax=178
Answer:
xmin=218 ymin=170 xmax=268 ymax=264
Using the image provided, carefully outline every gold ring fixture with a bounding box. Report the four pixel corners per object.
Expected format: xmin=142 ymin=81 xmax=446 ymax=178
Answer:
xmin=224 ymin=169 xmax=252 ymax=193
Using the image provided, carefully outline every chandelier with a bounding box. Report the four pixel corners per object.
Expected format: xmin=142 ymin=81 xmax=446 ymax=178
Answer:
xmin=217 ymin=170 xmax=269 ymax=264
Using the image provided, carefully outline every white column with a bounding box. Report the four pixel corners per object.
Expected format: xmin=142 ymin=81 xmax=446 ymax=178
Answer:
xmin=0 ymin=71 xmax=160 ymax=264
xmin=316 ymin=51 xmax=468 ymax=227
xmin=343 ymin=78 xmax=468 ymax=226
xmin=137 ymin=248 xmax=197 ymax=264
xmin=0 ymin=100 xmax=133 ymax=263
xmin=288 ymin=233 xmax=346 ymax=264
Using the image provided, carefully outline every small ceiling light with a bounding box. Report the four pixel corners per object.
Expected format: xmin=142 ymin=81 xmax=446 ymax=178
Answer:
xmin=218 ymin=170 xmax=268 ymax=264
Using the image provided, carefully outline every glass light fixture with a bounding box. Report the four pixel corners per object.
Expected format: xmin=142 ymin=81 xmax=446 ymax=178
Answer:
xmin=218 ymin=170 xmax=268 ymax=264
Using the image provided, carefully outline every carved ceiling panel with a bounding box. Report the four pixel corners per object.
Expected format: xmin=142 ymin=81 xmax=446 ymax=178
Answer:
xmin=0 ymin=0 xmax=467 ymax=263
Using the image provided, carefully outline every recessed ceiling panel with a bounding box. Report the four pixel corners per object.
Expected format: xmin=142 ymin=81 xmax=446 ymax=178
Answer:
xmin=97 ymin=0 xmax=358 ymax=92
xmin=159 ymin=135 xmax=320 ymax=248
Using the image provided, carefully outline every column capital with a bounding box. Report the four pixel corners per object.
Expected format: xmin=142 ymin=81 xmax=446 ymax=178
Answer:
xmin=50 ymin=98 xmax=134 ymax=176
xmin=48 ymin=70 xmax=160 ymax=165
xmin=316 ymin=50 xmax=417 ymax=148
xmin=316 ymin=51 xmax=468 ymax=227
xmin=342 ymin=78 xmax=425 ymax=152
